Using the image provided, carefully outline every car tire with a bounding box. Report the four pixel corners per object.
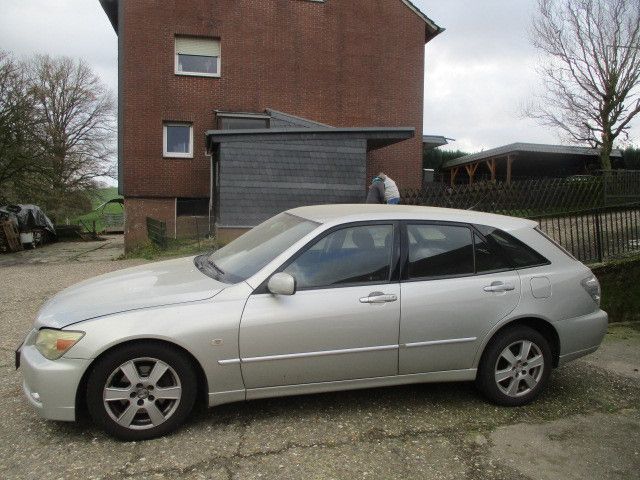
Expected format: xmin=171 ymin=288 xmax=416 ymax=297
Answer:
xmin=86 ymin=342 xmax=197 ymax=441
xmin=476 ymin=325 xmax=552 ymax=406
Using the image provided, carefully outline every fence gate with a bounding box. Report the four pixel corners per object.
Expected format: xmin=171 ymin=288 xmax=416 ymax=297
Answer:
xmin=146 ymin=217 xmax=167 ymax=249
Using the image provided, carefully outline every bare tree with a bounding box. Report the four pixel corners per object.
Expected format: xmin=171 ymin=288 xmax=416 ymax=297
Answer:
xmin=529 ymin=0 xmax=640 ymax=170
xmin=0 ymin=52 xmax=39 ymax=203
xmin=29 ymin=55 xmax=116 ymax=210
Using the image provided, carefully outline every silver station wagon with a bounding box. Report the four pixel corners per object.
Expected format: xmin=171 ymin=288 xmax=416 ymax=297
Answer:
xmin=17 ymin=205 xmax=608 ymax=440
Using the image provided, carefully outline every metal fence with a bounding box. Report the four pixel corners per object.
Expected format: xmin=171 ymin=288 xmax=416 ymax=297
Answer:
xmin=146 ymin=217 xmax=167 ymax=249
xmin=403 ymin=172 xmax=640 ymax=264
xmin=534 ymin=203 xmax=640 ymax=264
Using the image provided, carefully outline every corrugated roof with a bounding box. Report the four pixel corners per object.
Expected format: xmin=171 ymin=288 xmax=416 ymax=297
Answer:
xmin=442 ymin=142 xmax=623 ymax=169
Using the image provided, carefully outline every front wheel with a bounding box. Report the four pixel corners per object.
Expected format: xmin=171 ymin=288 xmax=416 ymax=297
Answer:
xmin=476 ymin=326 xmax=552 ymax=406
xmin=86 ymin=343 xmax=197 ymax=440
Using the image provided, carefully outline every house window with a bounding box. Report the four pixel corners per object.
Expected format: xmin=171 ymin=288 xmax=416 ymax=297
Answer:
xmin=175 ymin=36 xmax=220 ymax=77
xmin=163 ymin=123 xmax=193 ymax=158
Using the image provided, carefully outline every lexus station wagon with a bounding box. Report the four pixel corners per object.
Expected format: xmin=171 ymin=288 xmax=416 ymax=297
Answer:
xmin=17 ymin=205 xmax=607 ymax=440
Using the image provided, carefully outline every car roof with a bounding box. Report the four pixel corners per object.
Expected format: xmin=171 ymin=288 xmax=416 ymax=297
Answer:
xmin=287 ymin=204 xmax=537 ymax=232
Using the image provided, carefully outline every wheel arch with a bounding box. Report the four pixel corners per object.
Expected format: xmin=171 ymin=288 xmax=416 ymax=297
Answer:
xmin=474 ymin=316 xmax=561 ymax=370
xmin=74 ymin=338 xmax=209 ymax=420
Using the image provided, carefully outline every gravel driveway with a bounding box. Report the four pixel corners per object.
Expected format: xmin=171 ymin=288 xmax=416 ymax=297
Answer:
xmin=1 ymin=259 xmax=639 ymax=480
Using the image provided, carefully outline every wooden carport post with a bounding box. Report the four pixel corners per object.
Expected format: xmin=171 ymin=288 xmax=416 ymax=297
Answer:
xmin=485 ymin=158 xmax=496 ymax=182
xmin=450 ymin=167 xmax=459 ymax=187
xmin=506 ymin=155 xmax=514 ymax=185
xmin=464 ymin=163 xmax=479 ymax=185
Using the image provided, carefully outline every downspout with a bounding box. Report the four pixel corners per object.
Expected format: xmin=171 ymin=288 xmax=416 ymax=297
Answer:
xmin=208 ymin=152 xmax=213 ymax=238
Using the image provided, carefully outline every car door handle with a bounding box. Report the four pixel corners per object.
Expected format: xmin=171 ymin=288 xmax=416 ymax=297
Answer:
xmin=359 ymin=292 xmax=398 ymax=304
xmin=483 ymin=282 xmax=515 ymax=293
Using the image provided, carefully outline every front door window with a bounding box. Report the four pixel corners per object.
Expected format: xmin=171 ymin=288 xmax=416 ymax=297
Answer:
xmin=284 ymin=224 xmax=394 ymax=289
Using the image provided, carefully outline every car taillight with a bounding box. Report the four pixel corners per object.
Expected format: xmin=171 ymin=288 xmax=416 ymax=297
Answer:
xmin=581 ymin=276 xmax=601 ymax=306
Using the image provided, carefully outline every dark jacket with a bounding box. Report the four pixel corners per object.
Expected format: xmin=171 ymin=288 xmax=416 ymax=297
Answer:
xmin=366 ymin=181 xmax=385 ymax=204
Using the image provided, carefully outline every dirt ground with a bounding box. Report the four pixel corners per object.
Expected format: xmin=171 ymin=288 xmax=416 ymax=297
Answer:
xmin=0 ymin=235 xmax=125 ymax=267
xmin=1 ymin=255 xmax=639 ymax=480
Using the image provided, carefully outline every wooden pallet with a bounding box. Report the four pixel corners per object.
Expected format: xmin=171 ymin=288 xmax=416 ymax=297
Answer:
xmin=0 ymin=220 xmax=23 ymax=253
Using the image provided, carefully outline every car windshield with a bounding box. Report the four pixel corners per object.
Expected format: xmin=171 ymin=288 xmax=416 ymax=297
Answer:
xmin=204 ymin=212 xmax=320 ymax=283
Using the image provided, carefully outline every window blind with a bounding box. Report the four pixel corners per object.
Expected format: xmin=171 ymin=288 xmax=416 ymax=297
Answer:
xmin=175 ymin=37 xmax=220 ymax=57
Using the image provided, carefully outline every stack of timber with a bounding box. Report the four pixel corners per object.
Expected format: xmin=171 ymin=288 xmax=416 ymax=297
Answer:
xmin=0 ymin=220 xmax=23 ymax=253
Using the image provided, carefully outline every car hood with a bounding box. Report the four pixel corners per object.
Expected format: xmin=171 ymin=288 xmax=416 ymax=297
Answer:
xmin=35 ymin=256 xmax=227 ymax=329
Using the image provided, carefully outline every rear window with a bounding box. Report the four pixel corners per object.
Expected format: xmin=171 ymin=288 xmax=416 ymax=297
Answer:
xmin=476 ymin=225 xmax=549 ymax=268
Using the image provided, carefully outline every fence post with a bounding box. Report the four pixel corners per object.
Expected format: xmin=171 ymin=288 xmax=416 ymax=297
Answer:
xmin=594 ymin=209 xmax=603 ymax=263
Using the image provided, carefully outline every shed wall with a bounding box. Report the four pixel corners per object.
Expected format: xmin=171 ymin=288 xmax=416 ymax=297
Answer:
xmin=218 ymin=138 xmax=367 ymax=226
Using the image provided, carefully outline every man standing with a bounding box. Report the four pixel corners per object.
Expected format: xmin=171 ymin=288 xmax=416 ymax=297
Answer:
xmin=365 ymin=176 xmax=385 ymax=204
xmin=379 ymin=173 xmax=400 ymax=204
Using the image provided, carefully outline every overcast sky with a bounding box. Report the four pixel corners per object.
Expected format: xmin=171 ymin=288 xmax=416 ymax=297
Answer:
xmin=0 ymin=0 xmax=638 ymax=155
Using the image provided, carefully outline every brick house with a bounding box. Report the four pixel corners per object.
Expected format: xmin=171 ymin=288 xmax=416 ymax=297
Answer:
xmin=98 ymin=0 xmax=442 ymax=248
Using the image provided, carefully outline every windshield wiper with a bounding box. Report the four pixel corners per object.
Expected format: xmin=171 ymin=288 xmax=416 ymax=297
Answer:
xmin=194 ymin=254 xmax=224 ymax=280
xmin=210 ymin=261 xmax=225 ymax=276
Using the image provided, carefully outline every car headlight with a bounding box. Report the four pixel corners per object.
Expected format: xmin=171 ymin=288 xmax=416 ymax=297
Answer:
xmin=35 ymin=329 xmax=85 ymax=360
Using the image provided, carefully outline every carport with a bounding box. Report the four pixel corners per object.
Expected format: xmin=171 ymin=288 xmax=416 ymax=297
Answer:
xmin=441 ymin=143 xmax=623 ymax=186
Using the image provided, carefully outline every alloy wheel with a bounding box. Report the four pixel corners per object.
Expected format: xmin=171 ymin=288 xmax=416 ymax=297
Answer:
xmin=494 ymin=340 xmax=545 ymax=398
xmin=102 ymin=357 xmax=182 ymax=430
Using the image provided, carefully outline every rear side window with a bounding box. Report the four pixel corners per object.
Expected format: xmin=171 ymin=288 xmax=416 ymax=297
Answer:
xmin=474 ymin=233 xmax=511 ymax=272
xmin=476 ymin=225 xmax=549 ymax=268
xmin=406 ymin=224 xmax=474 ymax=278
xmin=535 ymin=227 xmax=576 ymax=260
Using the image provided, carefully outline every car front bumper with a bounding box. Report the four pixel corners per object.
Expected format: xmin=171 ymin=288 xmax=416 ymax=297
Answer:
xmin=556 ymin=309 xmax=608 ymax=366
xmin=19 ymin=344 xmax=91 ymax=422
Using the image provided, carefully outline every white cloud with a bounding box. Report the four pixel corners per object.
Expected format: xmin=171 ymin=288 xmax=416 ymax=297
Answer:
xmin=0 ymin=0 xmax=637 ymax=158
xmin=0 ymin=0 xmax=117 ymax=91
xmin=416 ymin=0 xmax=639 ymax=152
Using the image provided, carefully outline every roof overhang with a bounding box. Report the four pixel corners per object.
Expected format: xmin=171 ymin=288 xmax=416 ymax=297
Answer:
xmin=400 ymin=0 xmax=444 ymax=42
xmin=98 ymin=0 xmax=443 ymax=41
xmin=99 ymin=0 xmax=119 ymax=33
xmin=423 ymin=135 xmax=449 ymax=150
xmin=206 ymin=127 xmax=415 ymax=154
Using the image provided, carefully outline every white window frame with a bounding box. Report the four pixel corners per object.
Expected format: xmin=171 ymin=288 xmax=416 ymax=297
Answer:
xmin=175 ymin=37 xmax=221 ymax=78
xmin=163 ymin=123 xmax=194 ymax=159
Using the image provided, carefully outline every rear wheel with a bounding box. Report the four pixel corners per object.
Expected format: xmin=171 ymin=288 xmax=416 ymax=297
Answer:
xmin=86 ymin=343 xmax=197 ymax=440
xmin=476 ymin=326 xmax=552 ymax=406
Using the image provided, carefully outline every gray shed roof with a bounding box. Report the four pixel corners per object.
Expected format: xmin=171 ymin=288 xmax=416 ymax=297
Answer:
xmin=442 ymin=142 xmax=623 ymax=169
xmin=206 ymin=127 xmax=415 ymax=152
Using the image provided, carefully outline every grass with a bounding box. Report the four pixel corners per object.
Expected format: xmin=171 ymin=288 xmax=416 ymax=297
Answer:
xmin=119 ymin=236 xmax=221 ymax=261
xmin=73 ymin=187 xmax=124 ymax=233
xmin=605 ymin=321 xmax=640 ymax=341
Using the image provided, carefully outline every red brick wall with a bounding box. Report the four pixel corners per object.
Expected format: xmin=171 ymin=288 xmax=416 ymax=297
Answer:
xmin=120 ymin=0 xmax=427 ymax=198
xmin=124 ymin=197 xmax=176 ymax=250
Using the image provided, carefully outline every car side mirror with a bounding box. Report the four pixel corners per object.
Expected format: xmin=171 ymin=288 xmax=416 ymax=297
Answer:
xmin=267 ymin=272 xmax=296 ymax=296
